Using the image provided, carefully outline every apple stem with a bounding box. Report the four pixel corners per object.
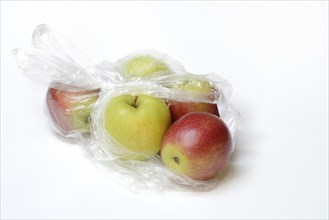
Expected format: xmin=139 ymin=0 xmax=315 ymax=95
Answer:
xmin=133 ymin=96 xmax=138 ymax=108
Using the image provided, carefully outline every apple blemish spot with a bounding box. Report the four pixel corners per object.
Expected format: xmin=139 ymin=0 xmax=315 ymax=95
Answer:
xmin=173 ymin=156 xmax=180 ymax=164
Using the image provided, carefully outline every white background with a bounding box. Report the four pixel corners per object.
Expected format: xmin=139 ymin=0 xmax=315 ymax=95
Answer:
xmin=1 ymin=1 xmax=328 ymax=219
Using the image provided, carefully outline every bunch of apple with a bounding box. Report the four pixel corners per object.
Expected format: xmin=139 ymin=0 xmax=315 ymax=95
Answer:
xmin=46 ymin=51 xmax=232 ymax=182
xmin=46 ymin=52 xmax=232 ymax=180
xmin=94 ymin=53 xmax=232 ymax=182
xmin=14 ymin=24 xmax=235 ymax=187
xmin=47 ymin=53 xmax=233 ymax=181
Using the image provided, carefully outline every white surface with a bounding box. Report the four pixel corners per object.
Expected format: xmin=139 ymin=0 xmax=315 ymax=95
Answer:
xmin=1 ymin=1 xmax=328 ymax=219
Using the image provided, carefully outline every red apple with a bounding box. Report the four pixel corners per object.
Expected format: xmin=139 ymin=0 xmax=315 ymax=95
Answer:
xmin=169 ymin=101 xmax=219 ymax=122
xmin=46 ymin=87 xmax=100 ymax=135
xmin=161 ymin=112 xmax=232 ymax=181
xmin=168 ymin=77 xmax=220 ymax=122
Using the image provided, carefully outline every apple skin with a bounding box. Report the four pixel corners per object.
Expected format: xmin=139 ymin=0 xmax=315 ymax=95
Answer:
xmin=168 ymin=78 xmax=219 ymax=122
xmin=104 ymin=94 xmax=171 ymax=160
xmin=169 ymin=101 xmax=219 ymax=122
xmin=161 ymin=112 xmax=232 ymax=181
xmin=125 ymin=56 xmax=169 ymax=77
xmin=46 ymin=88 xmax=100 ymax=135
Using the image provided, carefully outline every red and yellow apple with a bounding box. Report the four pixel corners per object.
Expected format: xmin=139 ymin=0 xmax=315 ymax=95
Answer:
xmin=161 ymin=112 xmax=232 ymax=180
xmin=169 ymin=101 xmax=219 ymax=122
xmin=46 ymin=87 xmax=100 ymax=135
xmin=168 ymin=77 xmax=219 ymax=122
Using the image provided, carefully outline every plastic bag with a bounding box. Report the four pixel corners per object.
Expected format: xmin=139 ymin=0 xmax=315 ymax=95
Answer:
xmin=13 ymin=24 xmax=240 ymax=192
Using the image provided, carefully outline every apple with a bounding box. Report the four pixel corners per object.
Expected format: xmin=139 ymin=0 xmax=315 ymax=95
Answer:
xmin=46 ymin=87 xmax=100 ymax=135
xmin=104 ymin=94 xmax=171 ymax=160
xmin=168 ymin=77 xmax=219 ymax=122
xmin=124 ymin=55 xmax=170 ymax=77
xmin=161 ymin=112 xmax=232 ymax=180
xmin=176 ymin=77 xmax=215 ymax=93
xmin=169 ymin=101 xmax=219 ymax=122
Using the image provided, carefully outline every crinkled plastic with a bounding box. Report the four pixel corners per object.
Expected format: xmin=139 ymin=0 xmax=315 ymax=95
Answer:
xmin=13 ymin=24 xmax=240 ymax=192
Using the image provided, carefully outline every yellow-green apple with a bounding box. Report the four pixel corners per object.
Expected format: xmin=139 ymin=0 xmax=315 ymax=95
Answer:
xmin=161 ymin=112 xmax=232 ymax=180
xmin=104 ymin=94 xmax=171 ymax=160
xmin=124 ymin=56 xmax=169 ymax=77
xmin=168 ymin=78 xmax=219 ymax=122
xmin=46 ymin=87 xmax=100 ymax=135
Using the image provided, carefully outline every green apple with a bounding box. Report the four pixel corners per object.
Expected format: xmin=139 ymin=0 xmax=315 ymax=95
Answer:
xmin=124 ymin=56 xmax=169 ymax=77
xmin=104 ymin=94 xmax=171 ymax=160
xmin=46 ymin=87 xmax=100 ymax=135
xmin=168 ymin=77 xmax=219 ymax=121
xmin=161 ymin=112 xmax=232 ymax=180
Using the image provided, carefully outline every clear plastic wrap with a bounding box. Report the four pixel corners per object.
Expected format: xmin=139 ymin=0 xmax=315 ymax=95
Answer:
xmin=13 ymin=24 xmax=240 ymax=192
